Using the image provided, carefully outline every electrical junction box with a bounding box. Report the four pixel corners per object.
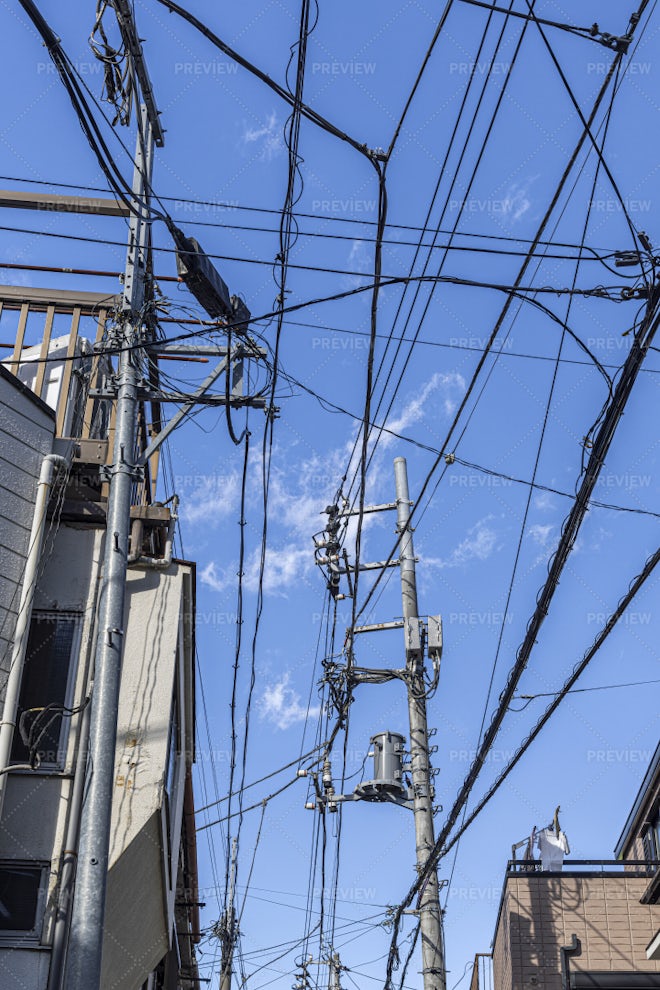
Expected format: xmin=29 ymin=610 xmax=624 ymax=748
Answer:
xmin=404 ymin=617 xmax=422 ymax=661
xmin=427 ymin=615 xmax=443 ymax=660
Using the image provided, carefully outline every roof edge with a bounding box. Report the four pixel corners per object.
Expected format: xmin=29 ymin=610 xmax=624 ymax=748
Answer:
xmin=615 ymin=739 xmax=660 ymax=859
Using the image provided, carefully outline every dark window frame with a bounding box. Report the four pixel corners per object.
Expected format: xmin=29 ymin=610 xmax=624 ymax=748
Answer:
xmin=0 ymin=861 xmax=49 ymax=942
xmin=11 ymin=611 xmax=81 ymax=771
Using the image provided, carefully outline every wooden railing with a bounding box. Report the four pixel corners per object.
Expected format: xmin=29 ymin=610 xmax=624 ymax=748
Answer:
xmin=0 ymin=284 xmax=157 ymax=504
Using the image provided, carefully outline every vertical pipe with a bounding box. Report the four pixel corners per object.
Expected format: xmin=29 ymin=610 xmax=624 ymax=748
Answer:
xmin=394 ymin=456 xmax=446 ymax=990
xmin=64 ymin=339 xmax=139 ymax=988
xmin=65 ymin=109 xmax=153 ymax=990
xmin=46 ymin=696 xmax=92 ymax=990
xmin=0 ymin=452 xmax=68 ymax=817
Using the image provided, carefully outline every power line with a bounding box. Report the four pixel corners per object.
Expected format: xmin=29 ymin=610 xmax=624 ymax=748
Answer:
xmin=384 ymin=279 xmax=660 ymax=987
xmin=154 ymin=0 xmax=373 ymax=160
xmin=510 ymin=677 xmax=660 ymax=710
xmin=4 ymin=219 xmax=636 ymax=285
xmin=279 ymin=318 xmax=660 ymax=375
xmin=355 ymin=13 xmax=646 ymax=640
xmin=442 ymin=544 xmax=660 ymax=855
xmin=347 ymin=0 xmax=533 ymax=512
xmin=0 ymin=172 xmax=639 ymax=256
xmin=456 ymin=0 xmax=633 ymax=49
xmin=5 ymin=267 xmax=629 ymax=373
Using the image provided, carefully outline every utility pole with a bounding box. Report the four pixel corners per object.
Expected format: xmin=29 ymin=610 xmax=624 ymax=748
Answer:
xmin=394 ymin=456 xmax=446 ymax=990
xmin=311 ymin=457 xmax=446 ymax=990
xmin=65 ymin=109 xmax=155 ymax=989
xmin=329 ymin=951 xmax=343 ymax=990
xmin=218 ymin=838 xmax=238 ymax=990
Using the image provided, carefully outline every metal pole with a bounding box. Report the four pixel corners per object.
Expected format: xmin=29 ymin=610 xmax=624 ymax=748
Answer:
xmin=220 ymin=838 xmax=238 ymax=990
xmin=65 ymin=110 xmax=153 ymax=989
xmin=330 ymin=952 xmax=342 ymax=990
xmin=394 ymin=456 xmax=446 ymax=990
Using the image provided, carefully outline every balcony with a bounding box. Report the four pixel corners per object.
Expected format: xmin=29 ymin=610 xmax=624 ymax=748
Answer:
xmin=491 ymin=861 xmax=660 ymax=990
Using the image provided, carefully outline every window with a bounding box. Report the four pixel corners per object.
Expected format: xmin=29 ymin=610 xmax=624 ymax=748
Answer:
xmin=642 ymin=823 xmax=658 ymax=863
xmin=0 ymin=863 xmax=48 ymax=939
xmin=11 ymin=613 xmax=79 ymax=769
xmin=165 ymin=690 xmax=180 ymax=813
xmin=163 ymin=687 xmax=183 ymax=890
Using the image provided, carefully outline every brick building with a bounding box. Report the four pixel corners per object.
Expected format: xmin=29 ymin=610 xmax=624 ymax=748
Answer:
xmin=473 ymin=742 xmax=660 ymax=989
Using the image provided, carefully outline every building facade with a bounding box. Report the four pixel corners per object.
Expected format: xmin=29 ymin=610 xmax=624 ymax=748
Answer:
xmin=473 ymin=743 xmax=660 ymax=989
xmin=0 ymin=285 xmax=201 ymax=990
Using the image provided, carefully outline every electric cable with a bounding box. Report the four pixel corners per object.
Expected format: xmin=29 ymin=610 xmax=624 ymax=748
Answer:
xmin=509 ymin=677 xmax=660 ymax=711
xmin=440 ymin=60 xmax=621 ymax=913
xmin=384 ymin=280 xmax=660 ymax=987
xmin=153 ymin=0 xmax=372 ymax=160
xmin=350 ymin=0 xmax=531 ymax=506
xmin=442 ymin=544 xmax=660 ymax=856
xmin=456 ymin=0 xmax=634 ymax=49
xmin=0 ymin=171 xmax=645 ymax=257
xmin=354 ymin=20 xmax=646 ymax=638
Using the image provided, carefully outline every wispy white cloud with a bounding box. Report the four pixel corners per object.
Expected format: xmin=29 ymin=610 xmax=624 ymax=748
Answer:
xmin=345 ymin=239 xmax=372 ymax=288
xmin=241 ymin=111 xmax=283 ymax=160
xmin=180 ymin=472 xmax=241 ymax=527
xmin=258 ymin=672 xmax=320 ymax=730
xmin=200 ymin=560 xmax=231 ymax=593
xmin=527 ymin=521 xmax=557 ymax=566
xmin=424 ymin=518 xmax=497 ymax=569
xmin=501 ymin=178 xmax=538 ymax=223
xmin=533 ymin=491 xmax=556 ymax=512
xmin=200 ymin=372 xmax=464 ymax=596
xmin=242 ymin=543 xmax=312 ymax=596
xmin=528 ymin=522 xmax=554 ymax=547
xmin=389 ymin=371 xmax=465 ymax=423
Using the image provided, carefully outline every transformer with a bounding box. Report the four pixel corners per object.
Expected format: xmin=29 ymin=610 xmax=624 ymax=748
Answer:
xmin=355 ymin=731 xmax=409 ymax=803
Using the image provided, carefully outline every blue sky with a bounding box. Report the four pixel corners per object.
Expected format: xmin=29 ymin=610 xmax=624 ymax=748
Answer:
xmin=1 ymin=0 xmax=659 ymax=987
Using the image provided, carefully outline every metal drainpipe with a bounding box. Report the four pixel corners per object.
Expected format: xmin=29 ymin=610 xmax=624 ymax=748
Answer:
xmin=46 ymin=694 xmax=92 ymax=990
xmin=183 ymin=768 xmax=201 ymax=945
xmin=0 ymin=452 xmax=69 ymax=819
xmin=560 ymin=934 xmax=581 ymax=990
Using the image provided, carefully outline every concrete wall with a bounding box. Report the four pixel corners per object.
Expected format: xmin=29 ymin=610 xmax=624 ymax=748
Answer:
xmin=493 ymin=873 xmax=660 ymax=990
xmin=0 ymin=523 xmax=102 ymax=988
xmin=0 ymin=511 xmax=195 ymax=990
xmin=0 ymin=366 xmax=54 ymax=676
xmin=102 ymin=562 xmax=193 ymax=990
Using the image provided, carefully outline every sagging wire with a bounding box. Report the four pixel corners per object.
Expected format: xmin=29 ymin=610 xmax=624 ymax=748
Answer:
xmin=355 ymin=15 xmax=651 ymax=642
xmin=442 ymin=543 xmax=660 ymax=858
xmin=385 ymin=281 xmax=660 ymax=987
xmin=18 ymin=699 xmax=89 ymax=769
xmin=89 ymin=0 xmax=133 ymax=126
xmin=344 ymin=0 xmax=527 ymax=512
xmin=509 ymin=677 xmax=660 ymax=712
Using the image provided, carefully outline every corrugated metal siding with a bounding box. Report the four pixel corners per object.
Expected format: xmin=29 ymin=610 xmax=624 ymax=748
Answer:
xmin=0 ymin=370 xmax=54 ymax=683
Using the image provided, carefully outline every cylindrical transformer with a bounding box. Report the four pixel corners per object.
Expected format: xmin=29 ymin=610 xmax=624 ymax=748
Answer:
xmin=370 ymin=731 xmax=406 ymax=792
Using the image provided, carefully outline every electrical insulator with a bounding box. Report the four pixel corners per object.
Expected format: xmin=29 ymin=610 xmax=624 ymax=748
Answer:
xmin=305 ymin=801 xmax=316 ymax=811
xmin=322 ymin=759 xmax=333 ymax=791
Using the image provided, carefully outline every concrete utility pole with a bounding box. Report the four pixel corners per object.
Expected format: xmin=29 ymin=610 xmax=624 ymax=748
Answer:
xmin=329 ymin=952 xmax=343 ymax=990
xmin=219 ymin=838 xmax=238 ymax=990
xmin=394 ymin=457 xmax=446 ymax=990
xmin=65 ymin=110 xmax=155 ymax=990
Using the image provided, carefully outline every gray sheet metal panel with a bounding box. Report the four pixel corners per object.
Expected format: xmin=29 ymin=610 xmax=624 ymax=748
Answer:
xmin=0 ymin=370 xmax=54 ymax=688
xmin=572 ymin=974 xmax=660 ymax=988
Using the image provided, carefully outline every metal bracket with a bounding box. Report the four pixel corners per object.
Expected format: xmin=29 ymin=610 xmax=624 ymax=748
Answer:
xmin=99 ymin=462 xmax=144 ymax=484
